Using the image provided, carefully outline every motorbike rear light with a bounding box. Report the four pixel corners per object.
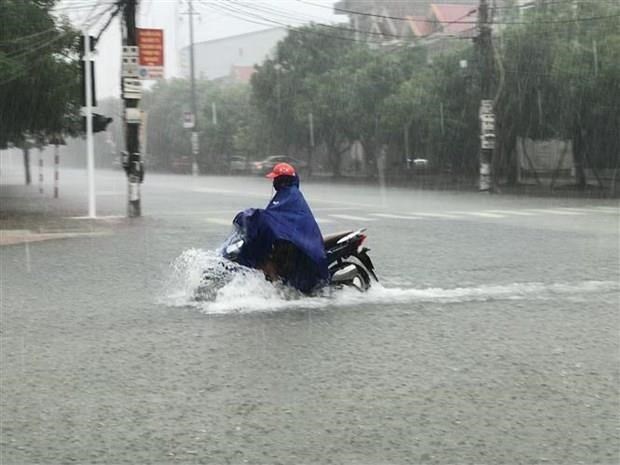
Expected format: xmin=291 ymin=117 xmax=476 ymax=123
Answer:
xmin=357 ymin=234 xmax=367 ymax=245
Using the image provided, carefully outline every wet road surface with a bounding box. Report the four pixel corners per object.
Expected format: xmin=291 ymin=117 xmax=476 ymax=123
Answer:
xmin=1 ymin=168 xmax=619 ymax=464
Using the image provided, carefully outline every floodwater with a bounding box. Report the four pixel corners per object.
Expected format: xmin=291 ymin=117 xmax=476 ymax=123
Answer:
xmin=1 ymin=168 xmax=619 ymax=464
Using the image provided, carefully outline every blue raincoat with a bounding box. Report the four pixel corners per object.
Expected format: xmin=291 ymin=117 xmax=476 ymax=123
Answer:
xmin=232 ymin=177 xmax=328 ymax=292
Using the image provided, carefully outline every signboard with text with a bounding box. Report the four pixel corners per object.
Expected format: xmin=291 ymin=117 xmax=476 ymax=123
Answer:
xmin=137 ymin=28 xmax=164 ymax=80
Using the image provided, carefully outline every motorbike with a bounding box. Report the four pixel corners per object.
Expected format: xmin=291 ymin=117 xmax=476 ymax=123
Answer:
xmin=195 ymin=224 xmax=378 ymax=301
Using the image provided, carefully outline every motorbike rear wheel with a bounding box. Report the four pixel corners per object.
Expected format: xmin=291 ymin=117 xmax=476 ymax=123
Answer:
xmin=331 ymin=260 xmax=372 ymax=292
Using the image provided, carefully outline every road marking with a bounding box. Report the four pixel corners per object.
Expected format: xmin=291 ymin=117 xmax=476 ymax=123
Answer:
xmin=524 ymin=209 xmax=584 ymax=215
xmin=370 ymin=213 xmax=422 ymax=220
xmin=593 ymin=206 xmax=619 ymax=213
xmin=558 ymin=207 xmax=615 ymax=214
xmin=67 ymin=215 xmax=125 ymax=220
xmin=329 ymin=214 xmax=376 ymax=222
xmin=1 ymin=230 xmax=110 ymax=246
xmin=315 ymin=217 xmax=335 ymax=224
xmin=206 ymin=218 xmax=232 ymax=226
xmin=449 ymin=211 xmax=506 ymax=218
xmin=485 ymin=209 xmax=538 ymax=216
xmin=408 ymin=212 xmax=463 ymax=219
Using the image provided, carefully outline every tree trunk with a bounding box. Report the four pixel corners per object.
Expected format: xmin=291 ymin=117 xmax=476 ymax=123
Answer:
xmin=23 ymin=147 xmax=31 ymax=185
xmin=327 ymin=142 xmax=341 ymax=177
xmin=572 ymin=127 xmax=586 ymax=189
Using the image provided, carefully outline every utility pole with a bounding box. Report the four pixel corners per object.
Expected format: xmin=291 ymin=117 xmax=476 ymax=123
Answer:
xmin=187 ymin=0 xmax=199 ymax=176
xmin=477 ymin=0 xmax=495 ymax=192
xmin=83 ymin=32 xmax=96 ymax=217
xmin=121 ymin=0 xmax=143 ymax=217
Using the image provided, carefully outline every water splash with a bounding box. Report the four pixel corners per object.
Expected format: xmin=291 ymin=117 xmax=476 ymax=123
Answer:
xmin=162 ymin=249 xmax=619 ymax=315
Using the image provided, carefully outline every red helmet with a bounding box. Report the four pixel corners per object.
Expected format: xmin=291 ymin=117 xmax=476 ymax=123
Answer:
xmin=265 ymin=162 xmax=296 ymax=179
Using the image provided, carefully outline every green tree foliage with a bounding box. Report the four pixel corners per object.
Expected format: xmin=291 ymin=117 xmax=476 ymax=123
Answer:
xmin=141 ymin=79 xmax=255 ymax=172
xmin=491 ymin=1 xmax=620 ymax=186
xmin=0 ymin=0 xmax=80 ymax=148
xmin=246 ymin=7 xmax=619 ymax=183
xmin=251 ymin=25 xmax=357 ymax=161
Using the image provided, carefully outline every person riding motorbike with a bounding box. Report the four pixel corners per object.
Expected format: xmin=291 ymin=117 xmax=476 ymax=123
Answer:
xmin=231 ymin=162 xmax=328 ymax=293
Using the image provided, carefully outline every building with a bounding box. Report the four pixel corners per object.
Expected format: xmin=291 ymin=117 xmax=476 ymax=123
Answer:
xmin=333 ymin=0 xmax=539 ymax=48
xmin=334 ymin=0 xmax=479 ymax=44
xmin=179 ymin=27 xmax=287 ymax=82
xmin=402 ymin=3 xmax=478 ymax=41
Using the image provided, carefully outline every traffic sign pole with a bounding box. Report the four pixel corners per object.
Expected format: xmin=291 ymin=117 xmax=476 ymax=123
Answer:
xmin=84 ymin=32 xmax=96 ymax=218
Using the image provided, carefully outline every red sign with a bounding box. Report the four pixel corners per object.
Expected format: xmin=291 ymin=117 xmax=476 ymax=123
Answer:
xmin=137 ymin=28 xmax=164 ymax=79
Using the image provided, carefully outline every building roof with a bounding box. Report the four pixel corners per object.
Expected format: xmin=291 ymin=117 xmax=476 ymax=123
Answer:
xmin=431 ymin=3 xmax=478 ymax=35
xmin=405 ymin=15 xmax=434 ymax=37
xmin=335 ymin=0 xmax=479 ymax=17
xmin=403 ymin=3 xmax=477 ymax=38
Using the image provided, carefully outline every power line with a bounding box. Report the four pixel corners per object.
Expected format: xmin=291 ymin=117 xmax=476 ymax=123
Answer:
xmin=196 ymin=0 xmax=380 ymax=44
xmin=0 ymin=3 xmax=119 ymax=86
xmin=216 ymin=0 xmax=408 ymax=40
xmin=297 ymin=0 xmax=620 ymax=25
xmin=199 ymin=0 xmax=479 ymax=48
xmin=209 ymin=0 xmax=477 ymax=43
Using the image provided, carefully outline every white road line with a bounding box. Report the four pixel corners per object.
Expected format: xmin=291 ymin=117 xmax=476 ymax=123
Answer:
xmin=524 ymin=209 xmax=584 ymax=215
xmin=449 ymin=211 xmax=505 ymax=218
xmin=593 ymin=206 xmax=619 ymax=213
xmin=558 ymin=207 xmax=619 ymax=214
xmin=408 ymin=212 xmax=463 ymax=219
xmin=556 ymin=207 xmax=600 ymax=213
xmin=315 ymin=217 xmax=335 ymax=224
xmin=205 ymin=218 xmax=233 ymax=226
xmin=370 ymin=213 xmax=422 ymax=220
xmin=485 ymin=209 xmax=538 ymax=216
xmin=67 ymin=215 xmax=125 ymax=220
xmin=329 ymin=214 xmax=376 ymax=222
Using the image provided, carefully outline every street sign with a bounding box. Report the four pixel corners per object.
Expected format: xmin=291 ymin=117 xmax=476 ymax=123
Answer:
xmin=479 ymin=100 xmax=495 ymax=150
xmin=125 ymin=107 xmax=141 ymax=123
xmin=123 ymin=77 xmax=142 ymax=100
xmin=121 ymin=46 xmax=139 ymax=78
xmin=137 ymin=28 xmax=164 ymax=80
xmin=183 ymin=111 xmax=195 ymax=129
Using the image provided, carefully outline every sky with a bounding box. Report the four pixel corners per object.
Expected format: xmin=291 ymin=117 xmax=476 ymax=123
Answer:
xmin=56 ymin=0 xmax=341 ymax=99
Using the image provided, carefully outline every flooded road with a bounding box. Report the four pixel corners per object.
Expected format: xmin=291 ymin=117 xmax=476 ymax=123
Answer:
xmin=1 ymin=168 xmax=619 ymax=464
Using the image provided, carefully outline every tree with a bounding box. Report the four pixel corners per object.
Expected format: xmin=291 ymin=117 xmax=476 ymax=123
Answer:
xmin=0 ymin=0 xmax=80 ymax=146
xmin=251 ymin=24 xmax=357 ymax=167
xmin=550 ymin=2 xmax=620 ymax=188
xmin=0 ymin=0 xmax=80 ymax=183
xmin=141 ymin=79 xmax=257 ymax=173
xmin=494 ymin=1 xmax=620 ymax=187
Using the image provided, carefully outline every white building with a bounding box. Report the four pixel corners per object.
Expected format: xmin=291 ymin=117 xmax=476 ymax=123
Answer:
xmin=179 ymin=27 xmax=287 ymax=81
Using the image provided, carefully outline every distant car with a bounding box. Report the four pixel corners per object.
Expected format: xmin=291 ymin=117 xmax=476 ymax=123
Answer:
xmin=229 ymin=156 xmax=248 ymax=174
xmin=250 ymin=155 xmax=308 ymax=176
xmin=407 ymin=158 xmax=429 ymax=169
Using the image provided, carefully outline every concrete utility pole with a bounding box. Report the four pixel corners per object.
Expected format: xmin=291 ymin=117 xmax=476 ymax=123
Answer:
xmin=121 ymin=0 xmax=143 ymax=217
xmin=83 ymin=32 xmax=96 ymax=217
xmin=188 ymin=0 xmax=199 ymax=176
xmin=477 ymin=0 xmax=495 ymax=192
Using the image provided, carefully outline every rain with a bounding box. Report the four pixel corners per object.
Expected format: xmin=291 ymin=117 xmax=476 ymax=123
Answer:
xmin=1 ymin=1 xmax=619 ymax=464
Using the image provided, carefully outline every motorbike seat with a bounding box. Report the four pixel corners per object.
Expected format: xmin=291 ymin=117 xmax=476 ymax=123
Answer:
xmin=323 ymin=231 xmax=354 ymax=250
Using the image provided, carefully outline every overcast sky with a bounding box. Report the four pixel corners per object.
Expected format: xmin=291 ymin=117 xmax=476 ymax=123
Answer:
xmin=56 ymin=0 xmax=341 ymax=99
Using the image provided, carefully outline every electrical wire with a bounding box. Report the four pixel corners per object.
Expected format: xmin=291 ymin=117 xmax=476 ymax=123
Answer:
xmin=196 ymin=0 xmax=382 ymax=45
xmin=297 ymin=0 xmax=620 ymax=25
xmin=204 ymin=0 xmax=477 ymax=44
xmin=0 ymin=2 xmax=119 ymax=86
xmin=215 ymin=0 xmax=407 ymax=40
